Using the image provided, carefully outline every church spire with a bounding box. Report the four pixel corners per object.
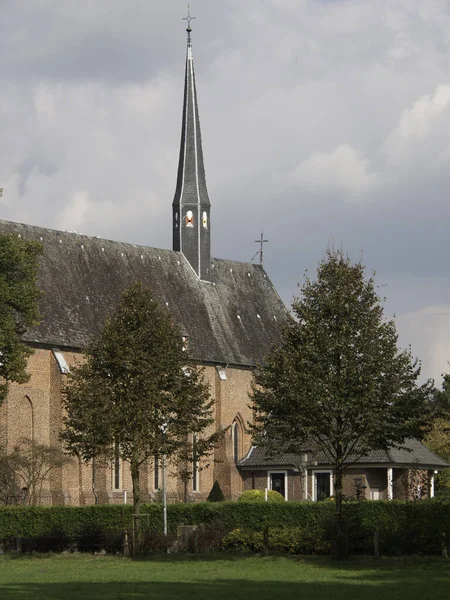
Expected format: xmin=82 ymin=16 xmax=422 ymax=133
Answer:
xmin=172 ymin=9 xmax=211 ymax=281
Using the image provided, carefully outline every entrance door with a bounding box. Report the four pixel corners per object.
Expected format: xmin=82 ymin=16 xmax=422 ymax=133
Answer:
xmin=270 ymin=472 xmax=286 ymax=499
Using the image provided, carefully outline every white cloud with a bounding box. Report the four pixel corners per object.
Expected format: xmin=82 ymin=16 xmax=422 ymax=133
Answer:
xmin=383 ymin=85 xmax=450 ymax=164
xmin=292 ymin=144 xmax=378 ymax=197
xmin=396 ymin=304 xmax=450 ymax=384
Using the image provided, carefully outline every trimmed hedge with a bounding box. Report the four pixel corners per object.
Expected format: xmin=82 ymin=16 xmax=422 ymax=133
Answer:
xmin=1 ymin=499 xmax=450 ymax=555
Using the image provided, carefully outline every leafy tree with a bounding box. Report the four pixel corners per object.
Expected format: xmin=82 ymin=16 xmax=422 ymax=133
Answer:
xmin=424 ymin=374 xmax=450 ymax=494
xmin=11 ymin=438 xmax=70 ymax=505
xmin=250 ymin=249 xmax=433 ymax=557
xmin=0 ymin=234 xmax=42 ymax=402
xmin=0 ymin=439 xmax=68 ymax=505
xmin=61 ymin=283 xmax=220 ymax=523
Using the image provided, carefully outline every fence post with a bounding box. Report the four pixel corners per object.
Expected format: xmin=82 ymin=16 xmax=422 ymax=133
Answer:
xmin=373 ymin=530 xmax=380 ymax=558
xmin=441 ymin=532 xmax=448 ymax=559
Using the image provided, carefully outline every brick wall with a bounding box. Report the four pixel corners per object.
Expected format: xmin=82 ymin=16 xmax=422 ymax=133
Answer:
xmin=1 ymin=349 xmax=256 ymax=505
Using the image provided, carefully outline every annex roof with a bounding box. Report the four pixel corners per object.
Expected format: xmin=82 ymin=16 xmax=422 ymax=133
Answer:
xmin=238 ymin=438 xmax=449 ymax=470
xmin=0 ymin=219 xmax=287 ymax=367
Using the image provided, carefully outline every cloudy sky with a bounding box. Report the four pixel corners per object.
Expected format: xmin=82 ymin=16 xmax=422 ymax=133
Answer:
xmin=1 ymin=0 xmax=450 ymax=384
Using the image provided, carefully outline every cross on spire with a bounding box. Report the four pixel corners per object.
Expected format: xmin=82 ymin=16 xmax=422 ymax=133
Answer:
xmin=183 ymin=5 xmax=196 ymax=46
xmin=252 ymin=231 xmax=269 ymax=266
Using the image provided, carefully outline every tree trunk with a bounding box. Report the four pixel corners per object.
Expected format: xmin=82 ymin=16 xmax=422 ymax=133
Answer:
xmin=334 ymin=459 xmax=347 ymax=559
xmin=130 ymin=458 xmax=141 ymax=555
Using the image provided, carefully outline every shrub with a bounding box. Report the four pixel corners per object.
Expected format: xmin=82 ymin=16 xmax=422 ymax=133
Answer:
xmin=221 ymin=526 xmax=331 ymax=555
xmin=207 ymin=481 xmax=226 ymax=502
xmin=238 ymin=489 xmax=285 ymax=502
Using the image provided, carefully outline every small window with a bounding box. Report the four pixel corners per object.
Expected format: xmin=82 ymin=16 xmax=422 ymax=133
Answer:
xmin=370 ymin=487 xmax=380 ymax=500
xmin=202 ymin=211 xmax=208 ymax=229
xmin=154 ymin=456 xmax=159 ymax=491
xmin=268 ymin=471 xmax=287 ymax=500
xmin=185 ymin=211 xmax=194 ymax=227
xmin=112 ymin=441 xmax=121 ymax=490
xmin=313 ymin=471 xmax=333 ymax=501
xmin=192 ymin=434 xmax=199 ymax=492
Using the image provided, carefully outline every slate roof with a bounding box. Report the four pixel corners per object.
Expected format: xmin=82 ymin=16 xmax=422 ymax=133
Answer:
xmin=238 ymin=439 xmax=449 ymax=470
xmin=172 ymin=38 xmax=210 ymax=210
xmin=0 ymin=219 xmax=287 ymax=366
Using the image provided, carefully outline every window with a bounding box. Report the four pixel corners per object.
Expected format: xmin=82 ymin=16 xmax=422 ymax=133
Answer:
xmin=268 ymin=471 xmax=287 ymax=500
xmin=154 ymin=455 xmax=160 ymax=491
xmin=202 ymin=211 xmax=208 ymax=228
xmin=313 ymin=471 xmax=333 ymax=501
xmin=370 ymin=487 xmax=380 ymax=500
xmin=232 ymin=422 xmax=239 ymax=462
xmin=112 ymin=441 xmax=121 ymax=490
xmin=185 ymin=211 xmax=194 ymax=227
xmin=192 ymin=434 xmax=199 ymax=492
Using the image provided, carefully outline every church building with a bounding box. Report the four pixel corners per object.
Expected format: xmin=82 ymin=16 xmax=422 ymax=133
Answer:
xmin=0 ymin=23 xmax=287 ymax=505
xmin=0 ymin=23 xmax=447 ymax=505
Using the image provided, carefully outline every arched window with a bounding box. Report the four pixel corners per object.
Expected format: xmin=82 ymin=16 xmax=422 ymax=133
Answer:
xmin=232 ymin=419 xmax=243 ymax=462
xmin=185 ymin=211 xmax=194 ymax=227
xmin=18 ymin=396 xmax=34 ymax=443
xmin=202 ymin=211 xmax=208 ymax=229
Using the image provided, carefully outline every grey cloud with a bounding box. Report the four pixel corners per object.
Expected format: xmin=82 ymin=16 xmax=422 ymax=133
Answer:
xmin=1 ymin=0 xmax=450 ymax=383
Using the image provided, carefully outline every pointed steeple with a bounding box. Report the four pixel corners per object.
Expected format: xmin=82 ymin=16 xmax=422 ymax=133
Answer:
xmin=172 ymin=11 xmax=211 ymax=281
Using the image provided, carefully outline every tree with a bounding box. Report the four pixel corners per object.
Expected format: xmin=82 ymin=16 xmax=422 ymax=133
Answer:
xmin=0 ymin=444 xmax=21 ymax=505
xmin=207 ymin=480 xmax=226 ymax=502
xmin=424 ymin=373 xmax=450 ymax=494
xmin=10 ymin=438 xmax=70 ymax=505
xmin=0 ymin=439 xmax=68 ymax=505
xmin=61 ymin=283 xmax=220 ymax=523
xmin=251 ymin=249 xmax=433 ymax=557
xmin=0 ymin=234 xmax=42 ymax=402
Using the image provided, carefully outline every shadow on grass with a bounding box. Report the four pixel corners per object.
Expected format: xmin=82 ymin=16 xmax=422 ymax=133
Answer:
xmin=0 ymin=576 xmax=450 ymax=600
xmin=1 ymin=561 xmax=450 ymax=600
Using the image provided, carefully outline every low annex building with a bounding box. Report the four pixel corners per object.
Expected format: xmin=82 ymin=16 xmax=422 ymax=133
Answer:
xmin=239 ymin=440 xmax=449 ymax=502
xmin=0 ymin=23 xmax=447 ymax=505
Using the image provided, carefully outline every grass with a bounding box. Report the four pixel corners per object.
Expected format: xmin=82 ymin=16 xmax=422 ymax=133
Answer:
xmin=0 ymin=554 xmax=449 ymax=600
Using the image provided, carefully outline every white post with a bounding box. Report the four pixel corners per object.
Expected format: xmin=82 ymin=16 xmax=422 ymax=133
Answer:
xmin=304 ymin=470 xmax=308 ymax=501
xmin=430 ymin=471 xmax=436 ymax=498
xmin=163 ymin=454 xmax=167 ymax=536
xmin=387 ymin=467 xmax=393 ymax=500
xmin=264 ymin=488 xmax=268 ymax=501
xmin=124 ymin=490 xmax=127 ymax=504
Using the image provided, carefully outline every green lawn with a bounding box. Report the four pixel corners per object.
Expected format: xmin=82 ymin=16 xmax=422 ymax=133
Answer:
xmin=0 ymin=554 xmax=449 ymax=600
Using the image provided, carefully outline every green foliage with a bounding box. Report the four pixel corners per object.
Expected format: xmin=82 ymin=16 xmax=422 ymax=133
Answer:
xmin=221 ymin=527 xmax=331 ymax=555
xmin=207 ymin=480 xmax=226 ymax=502
xmin=61 ymin=283 xmax=221 ymax=515
xmin=0 ymin=234 xmax=42 ymax=402
xmin=250 ymin=249 xmax=433 ymax=556
xmin=424 ymin=374 xmax=450 ymax=493
xmin=2 ymin=500 xmax=450 ymax=555
xmin=238 ymin=489 xmax=285 ymax=502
